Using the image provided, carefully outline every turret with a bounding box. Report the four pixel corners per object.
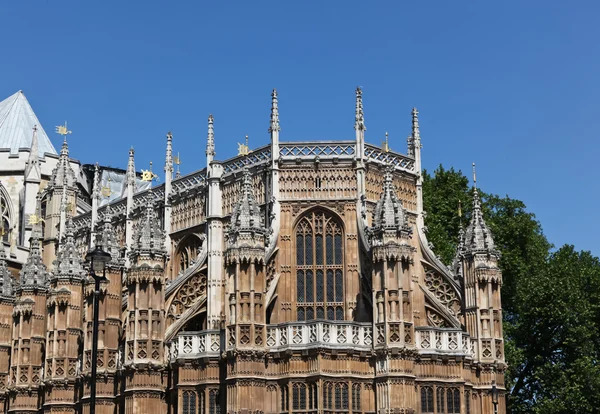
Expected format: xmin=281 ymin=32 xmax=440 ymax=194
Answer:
xmin=0 ymin=246 xmax=14 ymax=407
xmin=458 ymin=164 xmax=505 ymax=411
xmin=44 ymin=218 xmax=85 ymax=413
xmin=124 ymin=197 xmax=168 ymax=413
xmin=9 ymin=202 xmax=48 ymax=413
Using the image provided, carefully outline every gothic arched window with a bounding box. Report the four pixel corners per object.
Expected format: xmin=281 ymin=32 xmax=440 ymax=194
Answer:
xmin=0 ymin=190 xmax=11 ymax=243
xmin=447 ymin=388 xmax=461 ymax=413
xmin=182 ymin=390 xmax=197 ymax=414
xmin=421 ymin=386 xmax=434 ymax=413
xmin=295 ymin=210 xmax=344 ymax=321
xmin=176 ymin=236 xmax=203 ymax=274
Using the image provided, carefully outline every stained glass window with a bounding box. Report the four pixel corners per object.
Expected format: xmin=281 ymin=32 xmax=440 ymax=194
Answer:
xmin=295 ymin=211 xmax=344 ymax=321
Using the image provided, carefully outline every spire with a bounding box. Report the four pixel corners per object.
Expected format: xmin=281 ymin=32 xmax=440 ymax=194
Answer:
xmin=131 ymin=197 xmax=166 ymax=256
xmin=372 ymin=165 xmax=407 ymax=231
xmin=126 ymin=147 xmax=136 ymax=186
xmin=413 ymin=107 xmax=425 ymax=228
xmin=206 ymin=114 xmax=215 ymax=160
xmin=354 ymin=87 xmax=366 ymax=131
xmin=269 ymin=89 xmax=280 ymax=133
xmin=0 ymin=244 xmax=14 ymax=298
xmin=464 ymin=163 xmax=496 ymax=253
xmin=229 ymin=168 xmax=264 ymax=234
xmin=165 ymin=131 xmax=174 ymax=175
xmin=19 ymin=199 xmax=48 ymax=291
xmin=49 ymin=136 xmax=76 ymax=188
xmin=52 ymin=217 xmax=85 ymax=281
xmin=97 ymin=204 xmax=122 ymax=266
xmin=411 ymin=107 xmax=421 ymax=148
xmin=24 ymin=125 xmax=41 ymax=180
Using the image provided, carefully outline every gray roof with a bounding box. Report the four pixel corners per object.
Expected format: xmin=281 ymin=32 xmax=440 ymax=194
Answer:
xmin=0 ymin=90 xmax=57 ymax=156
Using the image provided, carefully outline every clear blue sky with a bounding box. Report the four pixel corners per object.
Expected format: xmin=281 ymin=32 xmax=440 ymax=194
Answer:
xmin=1 ymin=1 xmax=598 ymax=255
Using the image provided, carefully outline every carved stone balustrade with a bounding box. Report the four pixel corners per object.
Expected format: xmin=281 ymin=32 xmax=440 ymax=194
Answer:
xmin=265 ymin=321 xmax=373 ymax=353
xmin=169 ymin=330 xmax=221 ymax=362
xmin=415 ymin=328 xmax=475 ymax=357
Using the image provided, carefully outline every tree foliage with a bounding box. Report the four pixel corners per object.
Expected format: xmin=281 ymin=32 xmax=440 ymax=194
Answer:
xmin=423 ymin=165 xmax=600 ymax=413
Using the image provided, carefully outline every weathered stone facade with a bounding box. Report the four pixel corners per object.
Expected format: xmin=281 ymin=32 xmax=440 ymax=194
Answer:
xmin=0 ymin=88 xmax=506 ymax=413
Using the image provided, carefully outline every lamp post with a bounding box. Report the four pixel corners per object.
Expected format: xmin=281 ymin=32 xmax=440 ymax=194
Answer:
xmin=85 ymin=245 xmax=111 ymax=414
xmin=491 ymin=379 xmax=499 ymax=414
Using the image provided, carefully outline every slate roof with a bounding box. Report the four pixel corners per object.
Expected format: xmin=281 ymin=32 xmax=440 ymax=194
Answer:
xmin=0 ymin=90 xmax=57 ymax=157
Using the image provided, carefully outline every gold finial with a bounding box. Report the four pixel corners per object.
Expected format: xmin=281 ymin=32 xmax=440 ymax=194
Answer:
xmin=174 ymin=152 xmax=181 ymax=166
xmin=472 ymin=162 xmax=477 ymax=189
xmin=101 ymin=176 xmax=113 ymax=198
xmin=458 ymin=200 xmax=462 ymax=218
xmin=141 ymin=161 xmax=160 ymax=182
xmin=55 ymin=121 xmax=72 ymax=137
xmin=237 ymin=135 xmax=250 ymax=156
xmin=27 ymin=214 xmax=44 ymax=225
xmin=382 ymin=132 xmax=390 ymax=152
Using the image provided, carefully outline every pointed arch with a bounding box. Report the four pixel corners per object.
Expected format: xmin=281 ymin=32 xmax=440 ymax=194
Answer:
xmin=294 ymin=208 xmax=345 ymax=321
xmin=0 ymin=183 xmax=13 ymax=243
xmin=174 ymin=234 xmax=204 ymax=275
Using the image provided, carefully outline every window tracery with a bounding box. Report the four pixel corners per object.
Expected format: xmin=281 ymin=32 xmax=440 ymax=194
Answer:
xmin=420 ymin=386 xmax=434 ymax=413
xmin=169 ymin=273 xmax=207 ymax=316
xmin=0 ymin=191 xmax=9 ymax=243
xmin=295 ymin=210 xmax=344 ymax=321
xmin=424 ymin=269 xmax=461 ymax=316
xmin=323 ymin=381 xmax=349 ymax=410
xmin=447 ymin=387 xmax=460 ymax=413
xmin=176 ymin=236 xmax=203 ymax=274
xmin=182 ymin=390 xmax=197 ymax=414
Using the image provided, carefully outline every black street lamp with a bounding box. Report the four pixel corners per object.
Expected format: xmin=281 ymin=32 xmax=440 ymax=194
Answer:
xmin=85 ymin=245 xmax=111 ymax=414
xmin=491 ymin=379 xmax=499 ymax=414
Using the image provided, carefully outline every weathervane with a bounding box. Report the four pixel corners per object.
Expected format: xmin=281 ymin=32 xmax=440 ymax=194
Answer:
xmin=174 ymin=152 xmax=181 ymax=177
xmin=55 ymin=121 xmax=72 ymax=137
xmin=237 ymin=135 xmax=249 ymax=156
xmin=27 ymin=214 xmax=44 ymax=226
xmin=101 ymin=176 xmax=113 ymax=198
xmin=141 ymin=161 xmax=160 ymax=183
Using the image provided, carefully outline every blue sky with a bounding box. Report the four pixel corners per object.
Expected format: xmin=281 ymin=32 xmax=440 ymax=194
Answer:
xmin=1 ymin=1 xmax=598 ymax=254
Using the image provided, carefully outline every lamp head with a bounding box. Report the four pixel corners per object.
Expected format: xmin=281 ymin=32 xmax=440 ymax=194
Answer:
xmin=85 ymin=245 xmax=112 ymax=275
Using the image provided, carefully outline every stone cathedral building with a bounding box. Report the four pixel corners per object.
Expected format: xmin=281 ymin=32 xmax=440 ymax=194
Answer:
xmin=0 ymin=88 xmax=506 ymax=413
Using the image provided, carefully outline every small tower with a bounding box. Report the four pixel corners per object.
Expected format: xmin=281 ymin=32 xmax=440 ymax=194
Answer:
xmin=82 ymin=204 xmax=124 ymax=413
xmin=354 ymin=87 xmax=367 ymax=195
xmin=44 ymin=218 xmax=85 ymax=413
xmin=0 ymin=245 xmax=14 ymax=407
xmin=224 ymin=167 xmax=267 ymax=412
xmin=124 ymin=198 xmax=168 ymax=414
xmin=369 ymin=164 xmax=416 ymax=411
xmin=411 ymin=108 xmax=424 ymax=229
xmin=459 ymin=164 xmax=505 ymax=411
xmin=9 ymin=199 xmax=48 ymax=413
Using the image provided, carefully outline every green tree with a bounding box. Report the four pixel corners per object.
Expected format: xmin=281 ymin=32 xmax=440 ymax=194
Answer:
xmin=422 ymin=166 xmax=600 ymax=413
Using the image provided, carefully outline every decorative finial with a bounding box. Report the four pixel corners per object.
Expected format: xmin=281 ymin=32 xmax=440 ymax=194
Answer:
xmin=458 ymin=199 xmax=463 ymax=218
xmin=472 ymin=162 xmax=477 ymax=189
xmin=206 ymin=114 xmax=215 ymax=157
xmin=101 ymin=175 xmax=113 ymax=198
xmin=269 ymin=89 xmax=281 ymax=133
xmin=238 ymin=135 xmax=250 ymax=156
xmin=382 ymin=132 xmax=390 ymax=152
xmin=55 ymin=121 xmax=72 ymax=141
xmin=355 ymin=87 xmax=366 ymax=131
xmin=412 ymin=107 xmax=420 ymax=142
